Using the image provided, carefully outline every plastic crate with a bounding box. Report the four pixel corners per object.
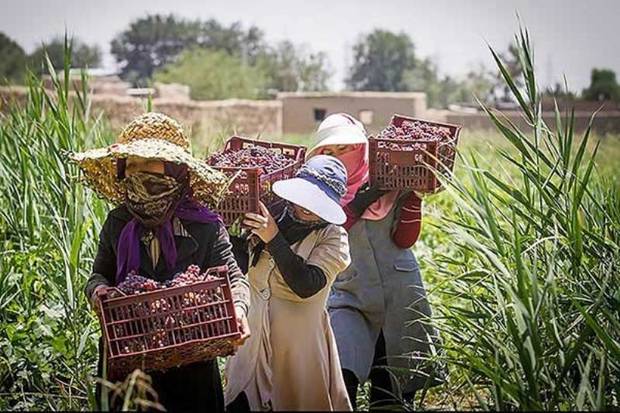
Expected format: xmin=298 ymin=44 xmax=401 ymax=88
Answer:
xmin=97 ymin=266 xmax=240 ymax=380
xmin=369 ymin=114 xmax=461 ymax=193
xmin=208 ymin=136 xmax=306 ymax=226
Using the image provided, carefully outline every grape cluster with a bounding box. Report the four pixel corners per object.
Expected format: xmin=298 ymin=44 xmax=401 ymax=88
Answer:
xmin=111 ymin=266 xmax=218 ymax=298
xmin=104 ymin=266 xmax=228 ymax=355
xmin=206 ymin=145 xmax=294 ymax=173
xmin=116 ymin=273 xmax=161 ymax=295
xmin=167 ymin=264 xmax=218 ymax=287
xmin=378 ymin=120 xmax=452 ymax=141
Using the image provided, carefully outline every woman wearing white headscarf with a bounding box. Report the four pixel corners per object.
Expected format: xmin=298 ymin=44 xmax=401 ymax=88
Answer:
xmin=307 ymin=114 xmax=444 ymax=409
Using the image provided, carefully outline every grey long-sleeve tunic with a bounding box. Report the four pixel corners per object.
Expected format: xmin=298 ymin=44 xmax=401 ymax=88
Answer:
xmin=328 ymin=201 xmax=442 ymax=396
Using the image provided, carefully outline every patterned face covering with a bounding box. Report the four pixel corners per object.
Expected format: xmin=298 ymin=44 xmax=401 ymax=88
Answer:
xmin=123 ymin=172 xmax=185 ymax=228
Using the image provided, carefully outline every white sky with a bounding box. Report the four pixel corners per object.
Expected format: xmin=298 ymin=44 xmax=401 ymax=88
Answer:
xmin=1 ymin=0 xmax=619 ymax=92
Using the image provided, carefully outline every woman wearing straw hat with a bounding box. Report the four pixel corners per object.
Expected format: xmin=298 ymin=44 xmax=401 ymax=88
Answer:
xmin=307 ymin=113 xmax=444 ymax=409
xmin=70 ymin=112 xmax=250 ymax=412
xmin=224 ymin=155 xmax=352 ymax=411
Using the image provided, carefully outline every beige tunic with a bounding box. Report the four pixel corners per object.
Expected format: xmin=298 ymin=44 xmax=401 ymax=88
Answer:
xmin=224 ymin=225 xmax=352 ymax=411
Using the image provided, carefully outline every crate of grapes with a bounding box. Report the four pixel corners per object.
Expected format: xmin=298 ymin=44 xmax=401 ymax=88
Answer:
xmin=206 ymin=136 xmax=307 ymax=226
xmin=368 ymin=114 xmax=461 ymax=193
xmin=97 ymin=265 xmax=241 ymax=380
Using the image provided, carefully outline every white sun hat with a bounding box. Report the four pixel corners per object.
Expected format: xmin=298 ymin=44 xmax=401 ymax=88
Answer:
xmin=307 ymin=113 xmax=368 ymax=158
xmin=272 ymin=155 xmax=348 ymax=225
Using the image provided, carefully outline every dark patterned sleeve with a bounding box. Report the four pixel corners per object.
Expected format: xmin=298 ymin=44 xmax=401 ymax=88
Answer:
xmin=85 ymin=217 xmax=116 ymax=299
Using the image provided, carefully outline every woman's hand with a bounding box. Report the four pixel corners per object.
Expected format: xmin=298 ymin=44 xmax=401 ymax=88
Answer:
xmin=348 ymin=183 xmax=388 ymax=216
xmin=233 ymin=311 xmax=251 ymax=347
xmin=242 ymin=201 xmax=279 ymax=243
xmin=89 ymin=285 xmax=108 ymax=315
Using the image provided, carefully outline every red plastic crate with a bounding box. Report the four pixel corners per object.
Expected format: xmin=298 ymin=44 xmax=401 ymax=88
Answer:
xmin=208 ymin=136 xmax=306 ymax=226
xmin=369 ymin=114 xmax=461 ymax=193
xmin=97 ymin=266 xmax=240 ymax=380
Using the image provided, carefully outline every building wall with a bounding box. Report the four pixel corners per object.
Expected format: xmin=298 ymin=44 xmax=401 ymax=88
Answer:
xmin=0 ymin=86 xmax=283 ymax=150
xmin=444 ymin=111 xmax=620 ymax=135
xmin=4 ymin=83 xmax=618 ymax=145
xmin=278 ymin=92 xmax=427 ymax=134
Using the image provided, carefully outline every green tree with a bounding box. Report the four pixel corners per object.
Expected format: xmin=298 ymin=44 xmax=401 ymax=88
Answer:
xmin=346 ymin=29 xmax=416 ymax=91
xmin=461 ymin=65 xmax=495 ymax=103
xmin=402 ymin=57 xmax=440 ymax=104
xmin=0 ymin=32 xmax=27 ymax=83
xmin=582 ymin=68 xmax=619 ymax=101
xmin=111 ymin=14 xmax=266 ymax=85
xmin=257 ymin=41 xmax=331 ymax=93
xmin=403 ymin=58 xmax=494 ymax=108
xmin=347 ymin=29 xmax=493 ymax=108
xmin=28 ymin=36 xmax=101 ymax=73
xmin=154 ymin=48 xmax=267 ymax=100
xmin=543 ymin=82 xmax=576 ymax=99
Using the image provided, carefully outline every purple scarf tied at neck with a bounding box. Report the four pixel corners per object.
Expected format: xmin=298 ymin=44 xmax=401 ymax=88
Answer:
xmin=115 ymin=160 xmax=221 ymax=283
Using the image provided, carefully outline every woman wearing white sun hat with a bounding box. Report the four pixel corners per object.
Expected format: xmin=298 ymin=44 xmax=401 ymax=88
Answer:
xmin=307 ymin=113 xmax=445 ymax=409
xmin=224 ymin=155 xmax=352 ymax=411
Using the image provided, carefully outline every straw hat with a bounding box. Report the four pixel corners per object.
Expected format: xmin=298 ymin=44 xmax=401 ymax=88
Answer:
xmin=307 ymin=113 xmax=367 ymax=158
xmin=68 ymin=112 xmax=230 ymax=207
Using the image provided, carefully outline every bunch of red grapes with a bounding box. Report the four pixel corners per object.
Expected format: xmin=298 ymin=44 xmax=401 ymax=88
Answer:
xmin=116 ymin=274 xmax=161 ymax=294
xmin=206 ymin=146 xmax=294 ymax=173
xmin=111 ymin=266 xmax=217 ymax=297
xmin=378 ymin=120 xmax=452 ymax=141
xmin=167 ymin=264 xmax=218 ymax=287
xmin=106 ymin=266 xmax=227 ymax=355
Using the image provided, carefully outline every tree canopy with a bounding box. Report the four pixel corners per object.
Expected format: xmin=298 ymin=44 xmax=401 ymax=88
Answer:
xmin=346 ymin=29 xmax=416 ymax=91
xmin=110 ymin=14 xmax=266 ymax=85
xmin=0 ymin=32 xmax=27 ymax=83
xmin=256 ymin=41 xmax=331 ymax=93
xmin=154 ymin=48 xmax=267 ymax=100
xmin=28 ymin=36 xmax=101 ymax=74
xmin=582 ymin=68 xmax=619 ymax=101
xmin=347 ymin=29 xmax=495 ymax=107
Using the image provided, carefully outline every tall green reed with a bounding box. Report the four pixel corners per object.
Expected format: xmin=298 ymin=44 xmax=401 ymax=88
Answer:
xmin=425 ymin=24 xmax=619 ymax=410
xmin=0 ymin=35 xmax=111 ymax=410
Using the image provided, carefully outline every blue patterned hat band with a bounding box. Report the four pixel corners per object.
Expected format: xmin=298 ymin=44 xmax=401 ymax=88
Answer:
xmin=295 ymin=155 xmax=348 ymax=202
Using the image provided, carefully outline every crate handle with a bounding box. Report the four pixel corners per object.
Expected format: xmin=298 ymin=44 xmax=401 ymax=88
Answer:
xmin=203 ymin=265 xmax=229 ymax=278
xmin=100 ymin=287 xmax=126 ymax=299
xmin=389 ymin=150 xmax=430 ymax=166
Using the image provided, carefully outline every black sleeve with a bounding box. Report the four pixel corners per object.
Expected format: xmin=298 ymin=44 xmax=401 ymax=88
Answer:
xmin=208 ymin=224 xmax=250 ymax=316
xmin=266 ymin=232 xmax=327 ymax=299
xmin=347 ymin=183 xmax=387 ymax=217
xmin=85 ymin=218 xmax=116 ymax=299
xmin=229 ymin=234 xmax=250 ymax=275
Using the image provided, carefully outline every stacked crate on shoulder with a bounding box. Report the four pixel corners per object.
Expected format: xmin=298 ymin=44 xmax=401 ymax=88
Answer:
xmin=97 ymin=266 xmax=240 ymax=380
xmin=206 ymin=136 xmax=307 ymax=226
xmin=369 ymin=114 xmax=461 ymax=193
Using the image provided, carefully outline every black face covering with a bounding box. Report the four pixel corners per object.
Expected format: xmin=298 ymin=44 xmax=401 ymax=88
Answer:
xmin=281 ymin=203 xmax=325 ymax=234
xmin=250 ymin=201 xmax=328 ymax=267
xmin=123 ymin=172 xmax=186 ymax=228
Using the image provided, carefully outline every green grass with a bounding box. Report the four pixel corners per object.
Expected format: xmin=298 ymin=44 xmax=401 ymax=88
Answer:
xmin=271 ymin=128 xmax=620 ymax=411
xmin=414 ymin=27 xmax=620 ymax=411
xmin=0 ymin=38 xmax=112 ymax=410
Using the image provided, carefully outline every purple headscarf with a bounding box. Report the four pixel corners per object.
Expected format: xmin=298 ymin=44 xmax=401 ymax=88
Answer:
xmin=115 ymin=160 xmax=221 ymax=283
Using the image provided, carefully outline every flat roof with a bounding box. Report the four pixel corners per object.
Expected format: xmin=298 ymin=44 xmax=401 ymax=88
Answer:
xmin=276 ymin=91 xmax=425 ymax=99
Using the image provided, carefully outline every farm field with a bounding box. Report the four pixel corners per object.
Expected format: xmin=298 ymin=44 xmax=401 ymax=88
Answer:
xmin=1 ymin=36 xmax=619 ymax=411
